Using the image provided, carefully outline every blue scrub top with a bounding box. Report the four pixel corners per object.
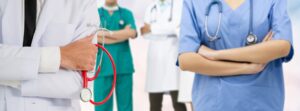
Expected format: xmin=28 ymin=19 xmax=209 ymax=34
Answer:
xmin=178 ymin=0 xmax=294 ymax=111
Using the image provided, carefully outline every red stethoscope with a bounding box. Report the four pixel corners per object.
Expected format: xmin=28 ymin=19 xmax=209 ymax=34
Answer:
xmin=80 ymin=26 xmax=117 ymax=106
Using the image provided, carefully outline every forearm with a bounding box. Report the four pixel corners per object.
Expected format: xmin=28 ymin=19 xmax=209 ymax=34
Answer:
xmin=0 ymin=45 xmax=40 ymax=80
xmin=179 ymin=53 xmax=251 ymax=76
xmin=98 ymin=37 xmax=126 ymax=44
xmin=109 ymin=29 xmax=137 ymax=40
xmin=21 ymin=72 xmax=81 ymax=99
xmin=214 ymin=40 xmax=291 ymax=64
xmin=97 ymin=29 xmax=136 ymax=44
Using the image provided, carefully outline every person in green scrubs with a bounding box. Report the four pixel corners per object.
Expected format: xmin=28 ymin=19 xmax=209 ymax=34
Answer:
xmin=94 ymin=0 xmax=137 ymax=111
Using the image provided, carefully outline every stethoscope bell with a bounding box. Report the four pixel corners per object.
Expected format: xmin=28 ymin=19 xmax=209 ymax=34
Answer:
xmin=80 ymin=88 xmax=92 ymax=102
xmin=119 ymin=20 xmax=124 ymax=26
xmin=246 ymin=34 xmax=257 ymax=46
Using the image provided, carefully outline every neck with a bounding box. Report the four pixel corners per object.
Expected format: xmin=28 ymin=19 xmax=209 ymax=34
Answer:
xmin=160 ymin=0 xmax=166 ymax=2
xmin=105 ymin=2 xmax=117 ymax=7
xmin=103 ymin=4 xmax=119 ymax=12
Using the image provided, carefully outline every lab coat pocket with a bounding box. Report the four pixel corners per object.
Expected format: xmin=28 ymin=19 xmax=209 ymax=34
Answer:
xmin=40 ymin=23 xmax=76 ymax=46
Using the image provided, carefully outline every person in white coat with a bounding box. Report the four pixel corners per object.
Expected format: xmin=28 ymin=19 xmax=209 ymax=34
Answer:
xmin=140 ymin=0 xmax=187 ymax=111
xmin=0 ymin=0 xmax=99 ymax=111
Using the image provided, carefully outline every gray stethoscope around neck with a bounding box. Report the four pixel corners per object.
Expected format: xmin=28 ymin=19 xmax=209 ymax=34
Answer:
xmin=205 ymin=0 xmax=257 ymax=46
xmin=150 ymin=0 xmax=174 ymax=23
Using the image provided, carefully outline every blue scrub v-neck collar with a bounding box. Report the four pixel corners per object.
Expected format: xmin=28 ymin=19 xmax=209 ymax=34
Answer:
xmin=221 ymin=0 xmax=248 ymax=12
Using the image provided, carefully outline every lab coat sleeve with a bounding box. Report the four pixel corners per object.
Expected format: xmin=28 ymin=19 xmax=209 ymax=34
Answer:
xmin=0 ymin=44 xmax=40 ymax=80
xmin=72 ymin=0 xmax=100 ymax=43
xmin=20 ymin=0 xmax=100 ymax=99
xmin=21 ymin=71 xmax=82 ymax=99
xmin=270 ymin=0 xmax=294 ymax=62
xmin=38 ymin=47 xmax=60 ymax=73
xmin=178 ymin=0 xmax=202 ymax=54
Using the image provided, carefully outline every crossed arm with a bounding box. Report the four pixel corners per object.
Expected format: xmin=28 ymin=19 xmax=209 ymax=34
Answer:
xmin=179 ymin=32 xmax=292 ymax=76
xmin=207 ymin=40 xmax=291 ymax=64
xmin=97 ymin=25 xmax=137 ymax=44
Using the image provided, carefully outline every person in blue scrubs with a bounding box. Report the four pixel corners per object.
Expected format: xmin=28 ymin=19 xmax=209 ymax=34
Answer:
xmin=178 ymin=0 xmax=294 ymax=111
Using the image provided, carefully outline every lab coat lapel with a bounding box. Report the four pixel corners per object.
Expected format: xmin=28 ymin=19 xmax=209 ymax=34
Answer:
xmin=1 ymin=0 xmax=23 ymax=46
xmin=31 ymin=0 xmax=61 ymax=46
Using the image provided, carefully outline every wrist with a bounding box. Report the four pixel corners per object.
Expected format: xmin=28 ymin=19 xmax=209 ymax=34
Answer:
xmin=213 ymin=50 xmax=221 ymax=60
xmin=60 ymin=47 xmax=69 ymax=69
xmin=240 ymin=63 xmax=252 ymax=74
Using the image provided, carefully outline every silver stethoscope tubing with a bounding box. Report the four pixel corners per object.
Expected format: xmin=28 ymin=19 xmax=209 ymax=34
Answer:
xmin=205 ymin=0 xmax=257 ymax=45
xmin=150 ymin=0 xmax=174 ymax=23
xmin=87 ymin=24 xmax=112 ymax=72
xmin=204 ymin=0 xmax=223 ymax=42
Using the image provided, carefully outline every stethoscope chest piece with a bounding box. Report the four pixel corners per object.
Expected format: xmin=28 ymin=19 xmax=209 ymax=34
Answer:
xmin=80 ymin=88 xmax=92 ymax=102
xmin=119 ymin=20 xmax=124 ymax=26
xmin=246 ymin=33 xmax=257 ymax=46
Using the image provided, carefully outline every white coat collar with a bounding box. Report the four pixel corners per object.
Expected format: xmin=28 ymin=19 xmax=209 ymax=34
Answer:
xmin=1 ymin=0 xmax=60 ymax=46
xmin=32 ymin=0 xmax=61 ymax=46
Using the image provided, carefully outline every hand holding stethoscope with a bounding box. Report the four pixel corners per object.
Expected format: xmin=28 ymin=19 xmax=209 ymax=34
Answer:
xmin=79 ymin=24 xmax=117 ymax=106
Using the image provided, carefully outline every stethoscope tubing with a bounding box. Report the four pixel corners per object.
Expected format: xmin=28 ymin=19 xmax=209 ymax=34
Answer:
xmin=81 ymin=44 xmax=117 ymax=106
xmin=205 ymin=0 xmax=255 ymax=43
xmin=150 ymin=0 xmax=174 ymax=23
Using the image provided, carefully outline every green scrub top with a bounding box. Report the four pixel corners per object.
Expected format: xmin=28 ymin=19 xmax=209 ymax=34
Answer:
xmin=96 ymin=7 xmax=136 ymax=76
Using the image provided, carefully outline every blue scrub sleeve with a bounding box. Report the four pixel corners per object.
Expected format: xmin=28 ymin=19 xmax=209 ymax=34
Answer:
xmin=270 ymin=0 xmax=294 ymax=62
xmin=177 ymin=0 xmax=202 ymax=66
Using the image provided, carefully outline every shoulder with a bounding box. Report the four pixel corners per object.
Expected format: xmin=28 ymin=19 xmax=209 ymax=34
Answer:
xmin=119 ymin=7 xmax=134 ymax=15
xmin=65 ymin=0 xmax=98 ymax=10
xmin=97 ymin=7 xmax=104 ymax=13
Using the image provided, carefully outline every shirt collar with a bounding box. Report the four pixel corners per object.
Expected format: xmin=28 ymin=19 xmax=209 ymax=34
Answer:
xmin=103 ymin=5 xmax=119 ymax=11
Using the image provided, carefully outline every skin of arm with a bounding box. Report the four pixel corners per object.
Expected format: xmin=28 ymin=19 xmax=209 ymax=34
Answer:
xmin=178 ymin=52 xmax=266 ymax=76
xmin=140 ymin=23 xmax=151 ymax=36
xmin=97 ymin=25 xmax=137 ymax=44
xmin=198 ymin=32 xmax=291 ymax=64
xmin=214 ymin=40 xmax=290 ymax=64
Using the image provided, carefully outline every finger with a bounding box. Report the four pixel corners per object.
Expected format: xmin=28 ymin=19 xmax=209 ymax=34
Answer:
xmin=263 ymin=32 xmax=271 ymax=41
xmin=86 ymin=35 xmax=95 ymax=41
xmin=267 ymin=32 xmax=273 ymax=41
xmin=125 ymin=25 xmax=131 ymax=29
xmin=265 ymin=31 xmax=272 ymax=41
xmin=267 ymin=32 xmax=273 ymax=40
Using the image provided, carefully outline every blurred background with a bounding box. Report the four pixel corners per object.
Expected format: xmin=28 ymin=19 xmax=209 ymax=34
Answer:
xmin=81 ymin=0 xmax=300 ymax=111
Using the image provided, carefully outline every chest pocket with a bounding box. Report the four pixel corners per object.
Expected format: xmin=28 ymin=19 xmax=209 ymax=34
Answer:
xmin=39 ymin=22 xmax=76 ymax=46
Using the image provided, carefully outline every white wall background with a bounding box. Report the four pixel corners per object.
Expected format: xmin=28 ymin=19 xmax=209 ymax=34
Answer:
xmin=82 ymin=0 xmax=300 ymax=111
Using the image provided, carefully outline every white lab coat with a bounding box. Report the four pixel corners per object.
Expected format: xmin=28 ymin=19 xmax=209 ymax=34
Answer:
xmin=178 ymin=71 xmax=194 ymax=103
xmin=0 ymin=0 xmax=99 ymax=111
xmin=143 ymin=0 xmax=183 ymax=93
